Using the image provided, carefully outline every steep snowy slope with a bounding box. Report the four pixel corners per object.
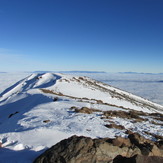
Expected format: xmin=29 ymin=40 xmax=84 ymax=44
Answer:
xmin=0 ymin=73 xmax=163 ymax=162
xmin=1 ymin=73 xmax=163 ymax=113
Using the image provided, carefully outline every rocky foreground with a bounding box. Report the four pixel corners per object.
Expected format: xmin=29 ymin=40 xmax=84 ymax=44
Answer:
xmin=34 ymin=132 xmax=163 ymax=163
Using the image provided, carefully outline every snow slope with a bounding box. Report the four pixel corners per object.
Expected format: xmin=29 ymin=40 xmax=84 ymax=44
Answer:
xmin=0 ymin=73 xmax=163 ymax=162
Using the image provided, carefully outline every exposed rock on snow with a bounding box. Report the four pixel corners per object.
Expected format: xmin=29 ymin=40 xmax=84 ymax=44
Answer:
xmin=105 ymin=123 xmax=125 ymax=130
xmin=72 ymin=106 xmax=101 ymax=114
xmin=34 ymin=134 xmax=163 ymax=163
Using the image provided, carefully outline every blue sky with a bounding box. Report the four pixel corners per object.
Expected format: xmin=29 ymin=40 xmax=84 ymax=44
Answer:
xmin=0 ymin=0 xmax=163 ymax=73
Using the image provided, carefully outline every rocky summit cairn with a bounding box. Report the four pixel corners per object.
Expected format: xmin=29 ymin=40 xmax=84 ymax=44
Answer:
xmin=34 ymin=133 xmax=163 ymax=163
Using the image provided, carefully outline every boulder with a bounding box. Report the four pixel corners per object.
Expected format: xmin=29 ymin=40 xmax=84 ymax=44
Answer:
xmin=34 ymin=134 xmax=163 ymax=163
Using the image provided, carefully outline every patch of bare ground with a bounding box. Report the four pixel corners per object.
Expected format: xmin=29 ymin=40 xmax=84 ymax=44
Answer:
xmin=103 ymin=110 xmax=147 ymax=122
xmin=70 ymin=106 xmax=101 ymax=114
xmin=40 ymin=89 xmax=63 ymax=96
xmin=103 ymin=110 xmax=163 ymax=124
xmin=105 ymin=123 xmax=125 ymax=130
xmin=150 ymin=120 xmax=163 ymax=126
xmin=150 ymin=113 xmax=163 ymax=121
xmin=40 ymin=89 xmax=55 ymax=94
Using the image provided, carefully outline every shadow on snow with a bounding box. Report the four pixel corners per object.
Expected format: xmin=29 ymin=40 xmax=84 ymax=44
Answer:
xmin=0 ymin=93 xmax=53 ymax=134
xmin=0 ymin=147 xmax=46 ymax=163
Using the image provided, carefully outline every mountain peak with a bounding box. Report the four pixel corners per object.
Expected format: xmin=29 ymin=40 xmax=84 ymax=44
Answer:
xmin=1 ymin=72 xmax=163 ymax=114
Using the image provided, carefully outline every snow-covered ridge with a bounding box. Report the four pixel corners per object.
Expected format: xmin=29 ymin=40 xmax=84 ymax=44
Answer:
xmin=0 ymin=73 xmax=163 ymax=162
xmin=0 ymin=73 xmax=163 ymax=113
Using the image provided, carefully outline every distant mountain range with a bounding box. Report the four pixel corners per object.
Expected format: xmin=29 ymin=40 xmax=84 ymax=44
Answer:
xmin=33 ymin=70 xmax=106 ymax=74
xmin=1 ymin=71 xmax=163 ymax=75
xmin=119 ymin=72 xmax=163 ymax=75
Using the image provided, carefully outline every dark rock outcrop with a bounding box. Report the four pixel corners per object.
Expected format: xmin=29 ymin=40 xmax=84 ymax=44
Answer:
xmin=43 ymin=120 xmax=51 ymax=123
xmin=113 ymin=155 xmax=163 ymax=163
xmin=8 ymin=111 xmax=19 ymax=118
xmin=34 ymin=134 xmax=163 ymax=163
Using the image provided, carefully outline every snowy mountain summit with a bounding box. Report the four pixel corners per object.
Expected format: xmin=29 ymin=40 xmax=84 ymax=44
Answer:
xmin=1 ymin=73 xmax=163 ymax=113
xmin=0 ymin=73 xmax=163 ymax=162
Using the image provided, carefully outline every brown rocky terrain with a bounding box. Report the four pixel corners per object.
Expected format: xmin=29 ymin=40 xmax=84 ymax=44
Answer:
xmin=34 ymin=133 xmax=163 ymax=163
